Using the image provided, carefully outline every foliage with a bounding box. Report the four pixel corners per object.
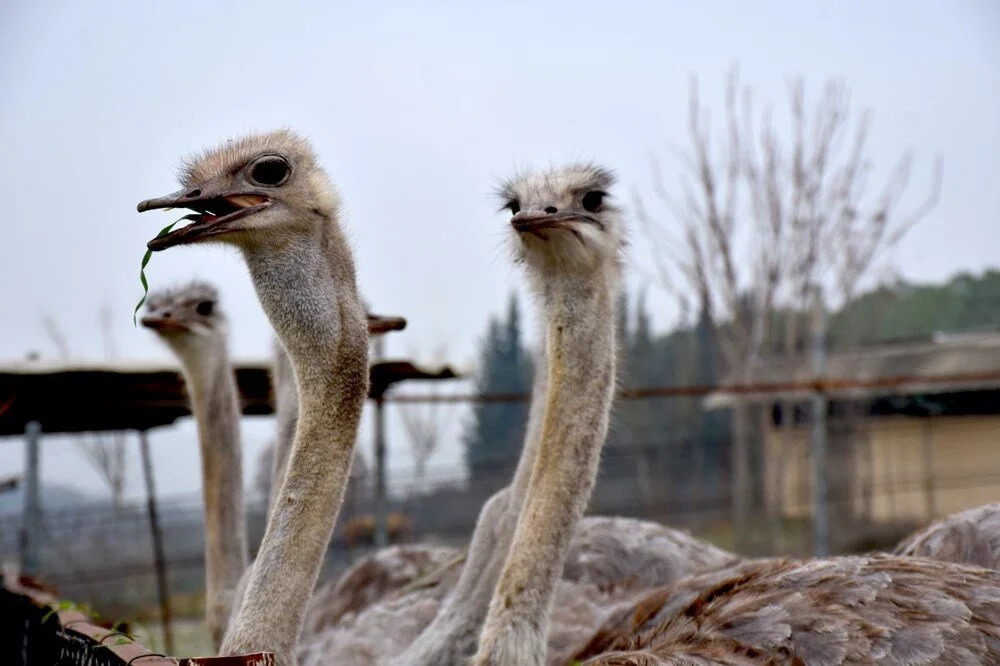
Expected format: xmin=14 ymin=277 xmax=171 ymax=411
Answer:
xmin=830 ymin=270 xmax=1000 ymax=348
xmin=462 ymin=293 xmax=534 ymax=483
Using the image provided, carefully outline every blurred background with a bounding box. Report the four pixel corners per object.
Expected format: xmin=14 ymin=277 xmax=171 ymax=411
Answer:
xmin=1 ymin=0 xmax=998 ymax=655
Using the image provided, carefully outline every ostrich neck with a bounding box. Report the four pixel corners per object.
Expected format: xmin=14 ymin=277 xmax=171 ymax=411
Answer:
xmin=221 ymin=230 xmax=369 ymax=666
xmin=506 ymin=345 xmax=549 ymax=515
xmin=475 ymin=269 xmax=618 ymax=665
xmin=268 ymin=343 xmax=299 ymax=511
xmin=177 ymin=338 xmax=248 ymax=648
xmin=401 ymin=349 xmax=549 ymax=664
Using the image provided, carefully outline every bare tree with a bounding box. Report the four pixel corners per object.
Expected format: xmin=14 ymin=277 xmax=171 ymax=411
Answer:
xmin=397 ymin=344 xmax=457 ymax=495
xmin=40 ymin=307 xmax=131 ymax=512
xmin=637 ymin=65 xmax=941 ymax=549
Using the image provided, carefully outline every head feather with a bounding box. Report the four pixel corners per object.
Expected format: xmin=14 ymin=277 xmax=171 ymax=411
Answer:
xmin=177 ymin=128 xmax=317 ymax=187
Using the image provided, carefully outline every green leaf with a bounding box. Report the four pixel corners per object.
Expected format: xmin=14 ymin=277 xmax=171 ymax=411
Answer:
xmin=41 ymin=605 xmax=59 ymax=624
xmin=133 ymin=219 xmax=183 ymax=326
xmin=40 ymin=599 xmax=97 ymax=624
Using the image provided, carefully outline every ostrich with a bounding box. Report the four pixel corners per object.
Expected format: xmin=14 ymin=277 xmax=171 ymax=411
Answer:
xmin=472 ymin=163 xmax=626 ymax=664
xmin=895 ymin=502 xmax=1000 ymax=570
xmin=138 ymin=130 xmax=370 ymax=665
xmin=449 ymin=164 xmax=1000 ymax=665
xmin=141 ymin=281 xmax=247 ymax=649
xmin=400 ymin=172 xmax=735 ymax=665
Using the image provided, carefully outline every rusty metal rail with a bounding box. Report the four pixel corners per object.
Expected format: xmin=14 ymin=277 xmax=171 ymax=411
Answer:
xmin=1 ymin=573 xmax=273 ymax=666
xmin=385 ymin=369 xmax=1000 ymax=402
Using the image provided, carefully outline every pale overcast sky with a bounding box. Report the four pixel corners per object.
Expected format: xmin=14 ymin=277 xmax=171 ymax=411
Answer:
xmin=0 ymin=1 xmax=998 ymax=504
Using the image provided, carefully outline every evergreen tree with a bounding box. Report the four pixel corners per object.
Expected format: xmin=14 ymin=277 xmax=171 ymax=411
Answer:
xmin=463 ymin=293 xmax=534 ymax=484
xmin=618 ymin=289 xmax=661 ymax=444
xmin=830 ymin=270 xmax=1000 ymax=348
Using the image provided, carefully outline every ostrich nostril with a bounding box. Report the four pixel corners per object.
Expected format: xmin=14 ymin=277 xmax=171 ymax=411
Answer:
xmin=163 ymin=311 xmax=172 ymax=319
xmin=544 ymin=206 xmax=558 ymax=214
xmin=186 ymin=189 xmax=201 ymax=198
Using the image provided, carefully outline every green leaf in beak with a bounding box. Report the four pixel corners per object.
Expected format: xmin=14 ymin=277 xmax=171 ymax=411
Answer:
xmin=133 ymin=219 xmax=182 ymax=326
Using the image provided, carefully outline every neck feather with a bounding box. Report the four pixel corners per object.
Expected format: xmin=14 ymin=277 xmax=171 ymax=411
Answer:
xmin=401 ymin=340 xmax=550 ymax=664
xmin=268 ymin=342 xmax=299 ymax=511
xmin=221 ymin=224 xmax=369 ymax=666
xmin=174 ymin=336 xmax=248 ymax=648
xmin=474 ymin=267 xmax=618 ymax=665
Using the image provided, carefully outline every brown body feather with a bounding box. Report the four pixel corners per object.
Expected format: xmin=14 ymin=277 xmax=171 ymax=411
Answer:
xmin=568 ymin=554 xmax=1000 ymax=665
xmin=296 ymin=517 xmax=735 ymax=664
xmin=301 ymin=544 xmax=459 ymax=638
xmin=895 ymin=503 xmax=1000 ymax=571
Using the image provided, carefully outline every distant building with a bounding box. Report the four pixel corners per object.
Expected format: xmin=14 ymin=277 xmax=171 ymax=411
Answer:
xmin=707 ymin=331 xmax=1000 ymax=525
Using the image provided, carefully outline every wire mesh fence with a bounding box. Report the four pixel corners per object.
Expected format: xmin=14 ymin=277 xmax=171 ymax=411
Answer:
xmin=3 ymin=382 xmax=1000 ymax=628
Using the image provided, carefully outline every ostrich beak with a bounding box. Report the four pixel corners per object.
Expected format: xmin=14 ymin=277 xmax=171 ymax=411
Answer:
xmin=367 ymin=314 xmax=408 ymax=335
xmin=510 ymin=211 xmax=603 ymax=234
xmin=137 ymin=184 xmax=271 ymax=251
xmin=139 ymin=315 xmax=188 ymax=332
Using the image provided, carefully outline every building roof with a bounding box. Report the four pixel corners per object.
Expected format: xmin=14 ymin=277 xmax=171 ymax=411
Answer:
xmin=705 ymin=331 xmax=1000 ymax=409
xmin=0 ymin=357 xmax=458 ymax=436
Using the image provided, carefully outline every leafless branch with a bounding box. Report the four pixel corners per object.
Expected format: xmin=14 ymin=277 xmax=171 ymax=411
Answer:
xmin=40 ymin=310 xmax=130 ymax=509
xmin=637 ymin=65 xmax=941 ymax=542
xmin=397 ymin=344 xmax=458 ymax=494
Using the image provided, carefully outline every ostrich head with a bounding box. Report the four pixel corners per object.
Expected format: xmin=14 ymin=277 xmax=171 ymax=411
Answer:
xmin=142 ymin=281 xmax=227 ymax=360
xmin=137 ymin=129 xmax=339 ymax=252
xmin=498 ymin=163 xmax=624 ymax=275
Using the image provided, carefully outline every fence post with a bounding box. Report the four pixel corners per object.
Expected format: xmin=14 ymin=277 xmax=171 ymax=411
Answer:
xmin=373 ymin=396 xmax=388 ymax=548
xmin=139 ymin=430 xmax=174 ymax=655
xmin=20 ymin=420 xmax=41 ymax=576
xmin=922 ymin=417 xmax=937 ymax=521
xmin=372 ymin=335 xmax=389 ymax=549
xmin=810 ymin=286 xmax=829 ymax=557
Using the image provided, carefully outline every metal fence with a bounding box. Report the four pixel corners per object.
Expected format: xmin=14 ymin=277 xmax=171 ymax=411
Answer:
xmin=3 ymin=382 xmax=1000 ymax=630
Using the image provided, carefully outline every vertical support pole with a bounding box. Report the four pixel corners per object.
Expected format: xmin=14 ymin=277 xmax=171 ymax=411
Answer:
xmin=373 ymin=397 xmax=388 ymax=549
xmin=372 ymin=335 xmax=389 ymax=549
xmin=922 ymin=418 xmax=937 ymax=520
xmin=20 ymin=420 xmax=41 ymax=576
xmin=810 ymin=286 xmax=829 ymax=557
xmin=139 ymin=430 xmax=174 ymax=655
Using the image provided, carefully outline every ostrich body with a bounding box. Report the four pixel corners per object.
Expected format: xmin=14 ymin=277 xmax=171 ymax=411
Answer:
xmin=301 ymin=543 xmax=461 ymax=639
xmin=895 ymin=503 xmax=1000 ymax=570
xmin=568 ymin=554 xmax=1000 ymax=664
xmin=139 ymin=130 xmax=369 ymax=665
xmin=296 ymin=515 xmax=734 ymax=664
xmin=141 ymin=281 xmax=247 ymax=648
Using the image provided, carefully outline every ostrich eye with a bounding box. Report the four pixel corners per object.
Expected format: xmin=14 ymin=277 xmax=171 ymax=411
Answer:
xmin=196 ymin=301 xmax=214 ymax=317
xmin=581 ymin=191 xmax=605 ymax=213
xmin=506 ymin=200 xmax=521 ymax=215
xmin=249 ymin=156 xmax=291 ymax=187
